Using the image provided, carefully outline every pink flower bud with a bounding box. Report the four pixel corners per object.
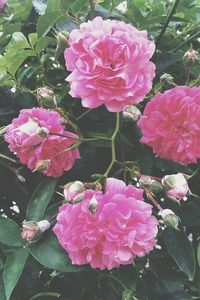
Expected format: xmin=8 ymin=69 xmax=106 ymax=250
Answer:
xmin=37 ymin=86 xmax=57 ymax=109
xmin=161 ymin=173 xmax=189 ymax=202
xmin=88 ymin=195 xmax=98 ymax=214
xmin=21 ymin=220 xmax=50 ymax=241
xmin=139 ymin=176 xmax=163 ymax=194
xmin=122 ymin=105 xmax=141 ymax=122
xmin=64 ymin=181 xmax=85 ymax=203
xmin=183 ymin=49 xmax=198 ymax=66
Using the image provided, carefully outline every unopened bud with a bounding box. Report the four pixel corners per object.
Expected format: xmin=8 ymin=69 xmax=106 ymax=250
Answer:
xmin=161 ymin=173 xmax=189 ymax=202
xmin=57 ymin=31 xmax=70 ymax=48
xmin=36 ymin=127 xmax=49 ymax=138
xmin=88 ymin=195 xmax=98 ymax=214
xmin=122 ymin=105 xmax=141 ymax=122
xmin=21 ymin=219 xmax=50 ymax=241
xmin=160 ymin=209 xmax=180 ymax=230
xmin=139 ymin=176 xmax=163 ymax=194
xmin=160 ymin=73 xmax=175 ymax=86
xmin=0 ymin=126 xmax=7 ymax=135
xmin=37 ymin=86 xmax=57 ymax=109
xmin=64 ymin=181 xmax=85 ymax=203
xmin=183 ymin=49 xmax=198 ymax=66
xmin=33 ymin=159 xmax=51 ymax=172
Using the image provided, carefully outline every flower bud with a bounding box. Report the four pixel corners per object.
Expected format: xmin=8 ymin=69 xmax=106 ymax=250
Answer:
xmin=37 ymin=86 xmax=57 ymax=109
xmin=36 ymin=127 xmax=49 ymax=138
xmin=161 ymin=173 xmax=189 ymax=202
xmin=122 ymin=105 xmax=141 ymax=122
xmin=139 ymin=176 xmax=163 ymax=194
xmin=21 ymin=219 xmax=50 ymax=241
xmin=33 ymin=159 xmax=51 ymax=172
xmin=64 ymin=181 xmax=85 ymax=203
xmin=160 ymin=73 xmax=175 ymax=86
xmin=183 ymin=49 xmax=198 ymax=66
xmin=160 ymin=209 xmax=180 ymax=230
xmin=88 ymin=195 xmax=98 ymax=214
xmin=57 ymin=31 xmax=70 ymax=48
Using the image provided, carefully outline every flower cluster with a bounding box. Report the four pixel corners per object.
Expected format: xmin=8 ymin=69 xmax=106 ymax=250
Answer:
xmin=65 ymin=16 xmax=155 ymax=112
xmin=4 ymin=108 xmax=80 ymax=177
xmin=53 ymin=178 xmax=158 ymax=270
xmin=138 ymin=86 xmax=200 ymax=164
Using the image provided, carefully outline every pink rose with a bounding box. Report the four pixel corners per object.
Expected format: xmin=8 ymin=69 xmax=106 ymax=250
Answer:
xmin=138 ymin=86 xmax=200 ymax=164
xmin=65 ymin=17 xmax=155 ymax=112
xmin=4 ymin=108 xmax=80 ymax=177
xmin=54 ymin=178 xmax=158 ymax=270
xmin=36 ymin=134 xmax=80 ymax=178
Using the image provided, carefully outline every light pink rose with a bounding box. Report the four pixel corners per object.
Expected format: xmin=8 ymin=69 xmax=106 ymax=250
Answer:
xmin=138 ymin=86 xmax=200 ymax=164
xmin=65 ymin=17 xmax=155 ymax=112
xmin=4 ymin=108 xmax=80 ymax=177
xmin=54 ymin=178 xmax=158 ymax=270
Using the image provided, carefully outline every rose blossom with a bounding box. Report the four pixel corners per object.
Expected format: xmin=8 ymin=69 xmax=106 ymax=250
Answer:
xmin=138 ymin=86 xmax=200 ymax=164
xmin=53 ymin=178 xmax=158 ymax=270
xmin=4 ymin=108 xmax=80 ymax=177
xmin=65 ymin=16 xmax=155 ymax=112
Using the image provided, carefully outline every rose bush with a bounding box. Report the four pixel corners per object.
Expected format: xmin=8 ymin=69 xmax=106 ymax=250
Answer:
xmin=0 ymin=1 xmax=200 ymax=300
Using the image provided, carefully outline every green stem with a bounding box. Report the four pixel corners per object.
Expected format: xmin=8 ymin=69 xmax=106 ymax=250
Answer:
xmin=156 ymin=0 xmax=181 ymax=48
xmin=105 ymin=274 xmax=127 ymax=290
xmin=172 ymin=31 xmax=200 ymax=52
xmin=0 ymin=153 xmax=17 ymax=163
xmin=89 ymin=0 xmax=95 ymax=19
xmin=185 ymin=65 xmax=190 ymax=85
xmin=104 ymin=113 xmax=120 ymax=177
xmin=29 ymin=292 xmax=61 ymax=300
xmin=76 ymin=108 xmax=93 ymax=121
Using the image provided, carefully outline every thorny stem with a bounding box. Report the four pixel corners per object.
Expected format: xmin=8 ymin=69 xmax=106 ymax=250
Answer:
xmin=172 ymin=31 xmax=200 ymax=52
xmin=104 ymin=113 xmax=120 ymax=177
xmin=76 ymin=108 xmax=93 ymax=121
xmin=29 ymin=292 xmax=61 ymax=300
xmin=156 ymin=0 xmax=181 ymax=49
xmin=185 ymin=65 xmax=190 ymax=85
xmin=146 ymin=192 xmax=163 ymax=211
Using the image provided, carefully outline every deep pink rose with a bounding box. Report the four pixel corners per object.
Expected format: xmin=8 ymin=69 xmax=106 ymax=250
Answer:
xmin=138 ymin=86 xmax=200 ymax=164
xmin=4 ymin=108 xmax=80 ymax=177
xmin=65 ymin=17 xmax=155 ymax=112
xmin=54 ymin=178 xmax=158 ymax=270
xmin=36 ymin=133 xmax=80 ymax=177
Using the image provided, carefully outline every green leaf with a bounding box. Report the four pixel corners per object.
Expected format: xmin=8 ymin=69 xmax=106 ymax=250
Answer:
xmin=30 ymin=233 xmax=86 ymax=272
xmin=163 ymin=229 xmax=195 ymax=280
xmin=35 ymin=36 xmax=54 ymax=54
xmin=37 ymin=11 xmax=67 ymax=38
xmin=0 ymin=273 xmax=6 ymax=300
xmin=0 ymin=216 xmax=24 ymax=248
xmin=32 ymin=0 xmax=47 ymax=15
xmin=156 ymin=51 xmax=184 ymax=74
xmin=3 ymin=248 xmax=29 ymax=300
xmin=26 ymin=178 xmax=57 ymax=221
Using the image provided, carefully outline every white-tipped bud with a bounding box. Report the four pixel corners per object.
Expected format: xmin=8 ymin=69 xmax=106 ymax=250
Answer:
xmin=139 ymin=176 xmax=163 ymax=194
xmin=64 ymin=181 xmax=85 ymax=203
xmin=183 ymin=49 xmax=198 ymax=66
xmin=122 ymin=105 xmax=141 ymax=122
xmin=37 ymin=86 xmax=57 ymax=109
xmin=160 ymin=209 xmax=180 ymax=230
xmin=88 ymin=195 xmax=98 ymax=214
xmin=160 ymin=73 xmax=175 ymax=86
xmin=161 ymin=173 xmax=189 ymax=202
xmin=37 ymin=220 xmax=50 ymax=232
xmin=34 ymin=159 xmax=51 ymax=172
